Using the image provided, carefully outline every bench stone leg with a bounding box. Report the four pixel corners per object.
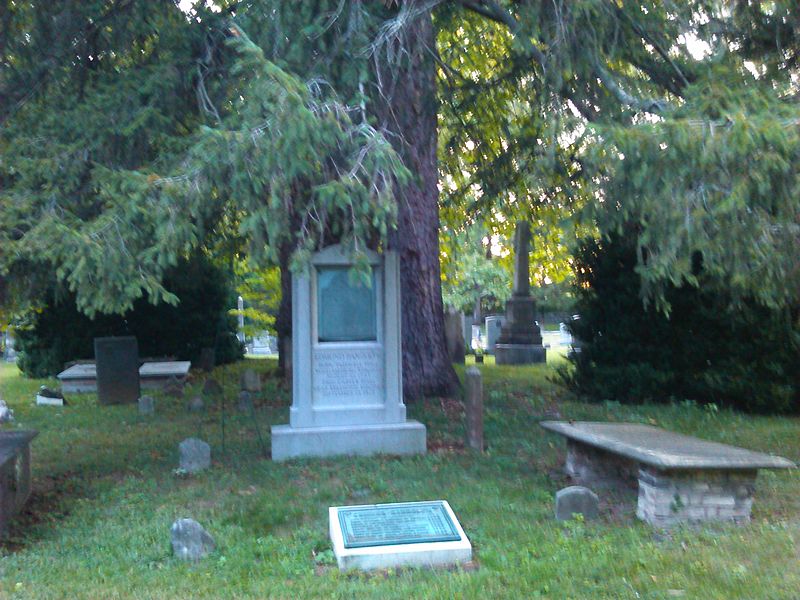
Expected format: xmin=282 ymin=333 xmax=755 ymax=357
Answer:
xmin=565 ymin=440 xmax=639 ymax=489
xmin=636 ymin=467 xmax=756 ymax=527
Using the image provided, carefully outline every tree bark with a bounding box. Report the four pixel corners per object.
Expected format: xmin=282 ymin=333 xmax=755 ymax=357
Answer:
xmin=376 ymin=8 xmax=459 ymax=400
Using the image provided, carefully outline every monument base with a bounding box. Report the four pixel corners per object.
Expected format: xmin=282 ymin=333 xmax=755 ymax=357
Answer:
xmin=495 ymin=344 xmax=546 ymax=365
xmin=271 ymin=421 xmax=426 ymax=461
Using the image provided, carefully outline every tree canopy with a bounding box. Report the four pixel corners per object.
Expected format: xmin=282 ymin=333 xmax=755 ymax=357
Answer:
xmin=1 ymin=1 xmax=798 ymax=393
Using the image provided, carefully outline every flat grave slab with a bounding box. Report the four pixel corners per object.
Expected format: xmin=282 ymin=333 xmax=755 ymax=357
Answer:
xmin=56 ymin=364 xmax=97 ymax=393
xmin=541 ymin=421 xmax=795 ymax=527
xmin=329 ymin=500 xmax=472 ymax=571
xmin=57 ymin=361 xmax=193 ymax=393
xmin=139 ymin=361 xmax=191 ymax=390
xmin=540 ymin=421 xmax=795 ymax=470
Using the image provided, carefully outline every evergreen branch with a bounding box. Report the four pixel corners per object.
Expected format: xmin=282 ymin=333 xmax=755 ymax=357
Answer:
xmin=593 ymin=62 xmax=669 ymax=115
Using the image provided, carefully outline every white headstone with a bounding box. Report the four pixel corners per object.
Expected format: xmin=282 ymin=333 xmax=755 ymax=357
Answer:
xmin=484 ymin=315 xmax=505 ymax=354
xmin=271 ymin=245 xmax=425 ymax=460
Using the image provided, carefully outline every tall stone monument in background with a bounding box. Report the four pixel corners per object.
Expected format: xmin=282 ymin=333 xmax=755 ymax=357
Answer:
xmin=271 ymin=244 xmax=426 ymax=460
xmin=495 ymin=222 xmax=546 ymax=365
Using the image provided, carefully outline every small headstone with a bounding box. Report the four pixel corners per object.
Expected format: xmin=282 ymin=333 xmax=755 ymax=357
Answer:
xmin=179 ymin=438 xmax=211 ymax=473
xmin=163 ymin=376 xmax=184 ymax=399
xmin=237 ymin=390 xmax=253 ymax=413
xmin=138 ymin=395 xmax=155 ymax=415
xmin=444 ymin=310 xmax=466 ymax=364
xmin=187 ymin=396 xmax=204 ymax=413
xmin=555 ymin=486 xmax=599 ymax=521
xmin=170 ymin=518 xmax=216 ymax=561
xmin=202 ymin=378 xmax=222 ymax=397
xmin=198 ymin=348 xmax=216 ymax=373
xmin=0 ymin=400 xmax=14 ymax=423
xmin=36 ymin=386 xmax=65 ymax=407
xmin=464 ymin=367 xmax=483 ymax=452
xmin=240 ymin=369 xmax=261 ymax=393
xmin=178 ymin=438 xmax=211 ymax=473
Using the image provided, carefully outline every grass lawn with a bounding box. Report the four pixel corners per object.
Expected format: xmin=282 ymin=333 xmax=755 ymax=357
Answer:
xmin=0 ymin=355 xmax=798 ymax=599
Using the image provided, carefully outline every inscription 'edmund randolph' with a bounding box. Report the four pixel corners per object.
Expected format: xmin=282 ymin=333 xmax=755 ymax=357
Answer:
xmin=313 ymin=348 xmax=384 ymax=398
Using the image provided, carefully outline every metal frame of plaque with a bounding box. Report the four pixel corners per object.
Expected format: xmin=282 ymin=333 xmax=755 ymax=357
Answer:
xmin=329 ymin=500 xmax=472 ymax=571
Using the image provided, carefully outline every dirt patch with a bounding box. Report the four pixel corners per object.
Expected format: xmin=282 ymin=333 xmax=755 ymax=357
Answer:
xmin=0 ymin=472 xmax=84 ymax=552
xmin=428 ymin=437 xmax=466 ymax=455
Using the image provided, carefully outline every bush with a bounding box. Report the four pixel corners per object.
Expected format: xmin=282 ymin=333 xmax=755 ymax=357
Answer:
xmin=15 ymin=254 xmax=244 ymax=377
xmin=563 ymin=233 xmax=799 ymax=414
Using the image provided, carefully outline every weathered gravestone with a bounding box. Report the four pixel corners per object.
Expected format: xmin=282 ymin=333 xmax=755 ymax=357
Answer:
xmin=271 ymin=244 xmax=426 ymax=460
xmin=138 ymin=395 xmax=155 ymax=415
xmin=187 ymin=396 xmax=204 ymax=413
xmin=495 ymin=222 xmax=546 ymax=365
xmin=198 ymin=347 xmax=216 ymax=373
xmin=202 ymin=378 xmax=222 ymax=397
xmin=329 ymin=500 xmax=472 ymax=571
xmin=464 ymin=367 xmax=484 ymax=452
xmin=237 ymin=390 xmax=253 ymax=413
xmin=444 ymin=309 xmax=466 ymax=364
xmin=240 ymin=369 xmax=261 ymax=393
xmin=555 ymin=486 xmax=599 ymax=521
xmin=484 ymin=315 xmax=505 ymax=355
xmin=95 ymin=336 xmax=140 ymax=405
xmin=170 ymin=518 xmax=215 ymax=561
xmin=179 ymin=438 xmax=210 ymax=473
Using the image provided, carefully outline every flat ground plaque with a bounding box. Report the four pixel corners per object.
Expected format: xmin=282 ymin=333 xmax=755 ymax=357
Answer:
xmin=329 ymin=500 xmax=472 ymax=571
xmin=338 ymin=501 xmax=461 ymax=548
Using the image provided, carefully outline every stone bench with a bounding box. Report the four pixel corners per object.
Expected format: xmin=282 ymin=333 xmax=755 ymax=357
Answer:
xmin=0 ymin=431 xmax=38 ymax=534
xmin=541 ymin=421 xmax=795 ymax=527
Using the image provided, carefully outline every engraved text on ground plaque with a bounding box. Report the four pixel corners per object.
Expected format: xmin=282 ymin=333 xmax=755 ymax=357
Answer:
xmin=338 ymin=501 xmax=461 ymax=548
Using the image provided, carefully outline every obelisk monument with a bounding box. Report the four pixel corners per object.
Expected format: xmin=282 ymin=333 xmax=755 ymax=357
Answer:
xmin=494 ymin=222 xmax=546 ymax=364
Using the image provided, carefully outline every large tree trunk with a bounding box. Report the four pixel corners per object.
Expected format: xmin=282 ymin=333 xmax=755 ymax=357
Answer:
xmin=376 ymin=8 xmax=459 ymax=400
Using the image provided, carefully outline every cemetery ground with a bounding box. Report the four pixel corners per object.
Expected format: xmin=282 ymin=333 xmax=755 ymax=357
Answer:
xmin=0 ymin=357 xmax=798 ymax=599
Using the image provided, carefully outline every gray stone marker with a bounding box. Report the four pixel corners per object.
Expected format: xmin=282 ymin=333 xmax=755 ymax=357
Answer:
xmin=329 ymin=500 xmax=472 ymax=571
xmin=444 ymin=310 xmax=465 ymax=364
xmin=202 ymin=378 xmax=222 ymax=397
xmin=464 ymin=367 xmax=483 ymax=452
xmin=95 ymin=336 xmax=140 ymax=405
xmin=138 ymin=395 xmax=155 ymax=415
xmin=163 ymin=376 xmax=184 ymax=399
xmin=240 ymin=368 xmax=261 ymax=393
xmin=495 ymin=222 xmax=546 ymax=365
xmin=271 ymin=244 xmax=426 ymax=460
xmin=170 ymin=518 xmax=215 ymax=561
xmin=187 ymin=396 xmax=204 ymax=413
xmin=541 ymin=421 xmax=796 ymax=527
xmin=237 ymin=390 xmax=253 ymax=413
xmin=555 ymin=486 xmax=599 ymax=521
xmin=462 ymin=315 xmax=474 ymax=354
xmin=179 ymin=438 xmax=211 ymax=473
xmin=0 ymin=431 xmax=37 ymax=534
xmin=484 ymin=315 xmax=504 ymax=355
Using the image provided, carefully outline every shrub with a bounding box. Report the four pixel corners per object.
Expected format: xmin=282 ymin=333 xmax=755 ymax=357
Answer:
xmin=564 ymin=233 xmax=799 ymax=414
xmin=15 ymin=254 xmax=243 ymax=378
